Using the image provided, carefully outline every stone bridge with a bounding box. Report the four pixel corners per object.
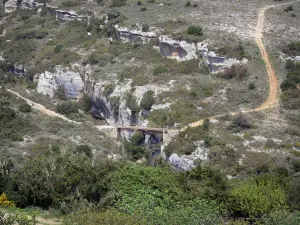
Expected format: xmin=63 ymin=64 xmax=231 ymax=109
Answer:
xmin=96 ymin=125 xmax=179 ymax=143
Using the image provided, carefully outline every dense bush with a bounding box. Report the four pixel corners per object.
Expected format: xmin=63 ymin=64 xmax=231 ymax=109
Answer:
xmin=55 ymin=85 xmax=67 ymax=100
xmin=228 ymin=176 xmax=287 ymax=218
xmin=76 ymin=145 xmax=92 ymax=157
xmin=123 ymin=131 xmax=146 ymax=160
xmin=78 ymin=93 xmax=91 ymax=112
xmin=56 ymin=101 xmax=79 ymax=114
xmin=228 ymin=112 xmax=252 ymax=132
xmin=140 ymin=90 xmax=155 ymax=111
xmin=111 ymin=0 xmax=127 ymax=7
xmin=153 ymin=65 xmax=168 ymax=75
xmin=185 ymin=1 xmax=191 ymax=7
xmin=125 ymin=92 xmax=139 ymax=112
xmin=187 ymin=25 xmax=203 ymax=36
xmin=221 ymin=65 xmax=248 ymax=79
xmin=19 ymin=102 xmax=32 ymax=113
xmin=3 ymin=40 xmax=37 ymax=64
xmin=103 ymin=84 xmax=115 ymax=97
xmin=142 ymin=24 xmax=150 ymax=32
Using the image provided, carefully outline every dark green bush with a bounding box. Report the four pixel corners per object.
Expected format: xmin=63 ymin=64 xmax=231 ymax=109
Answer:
xmin=140 ymin=7 xmax=147 ymax=11
xmin=78 ymin=93 xmax=91 ymax=112
xmin=153 ymin=65 xmax=168 ymax=75
xmin=55 ymin=85 xmax=67 ymax=100
xmin=19 ymin=102 xmax=32 ymax=113
xmin=76 ymin=145 xmax=92 ymax=157
xmin=187 ymin=25 xmax=203 ymax=36
xmin=56 ymin=101 xmax=79 ymax=114
xmin=103 ymin=84 xmax=115 ymax=97
xmin=111 ymin=0 xmax=127 ymax=7
xmin=54 ymin=44 xmax=64 ymax=53
xmin=140 ymin=90 xmax=155 ymax=110
xmin=185 ymin=1 xmax=191 ymax=7
xmin=142 ymin=24 xmax=150 ymax=32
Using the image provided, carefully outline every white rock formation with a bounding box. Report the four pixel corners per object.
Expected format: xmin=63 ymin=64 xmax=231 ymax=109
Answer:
xmin=113 ymin=24 xmax=160 ymax=44
xmin=4 ymin=0 xmax=37 ymax=13
xmin=162 ymin=140 xmax=209 ymax=171
xmin=37 ymin=66 xmax=84 ymax=99
xmin=199 ymin=44 xmax=248 ymax=73
xmin=158 ymin=35 xmax=198 ymax=61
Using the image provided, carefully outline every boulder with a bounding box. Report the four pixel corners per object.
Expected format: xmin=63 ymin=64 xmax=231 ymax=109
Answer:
xmin=111 ymin=24 xmax=159 ymax=44
xmin=199 ymin=43 xmax=248 ymax=73
xmin=158 ymin=35 xmax=198 ymax=61
xmin=4 ymin=0 xmax=37 ymax=13
xmin=37 ymin=66 xmax=84 ymax=99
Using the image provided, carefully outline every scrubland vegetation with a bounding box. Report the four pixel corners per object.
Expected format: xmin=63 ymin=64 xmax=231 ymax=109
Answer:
xmin=0 ymin=1 xmax=300 ymax=224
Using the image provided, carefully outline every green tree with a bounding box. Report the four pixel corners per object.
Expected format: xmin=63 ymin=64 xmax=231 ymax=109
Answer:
xmin=140 ymin=91 xmax=155 ymax=111
xmin=228 ymin=177 xmax=287 ymax=218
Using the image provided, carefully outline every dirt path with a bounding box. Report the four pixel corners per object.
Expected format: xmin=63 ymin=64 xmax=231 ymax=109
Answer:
xmin=185 ymin=1 xmax=296 ymax=129
xmin=7 ymin=89 xmax=80 ymax=125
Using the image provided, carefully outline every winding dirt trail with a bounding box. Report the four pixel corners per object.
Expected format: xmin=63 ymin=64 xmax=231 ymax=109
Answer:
xmin=186 ymin=1 xmax=296 ymax=129
xmin=7 ymin=89 xmax=80 ymax=124
xmin=6 ymin=1 xmax=296 ymax=133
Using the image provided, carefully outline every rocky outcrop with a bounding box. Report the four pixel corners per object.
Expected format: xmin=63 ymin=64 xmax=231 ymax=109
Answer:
xmin=162 ymin=140 xmax=208 ymax=171
xmin=157 ymin=35 xmax=198 ymax=61
xmin=37 ymin=66 xmax=84 ymax=99
xmin=4 ymin=0 xmax=38 ymax=13
xmin=7 ymin=64 xmax=27 ymax=77
xmin=110 ymin=24 xmax=159 ymax=44
xmin=199 ymin=43 xmax=248 ymax=73
xmin=91 ymin=81 xmax=169 ymax=126
xmin=47 ymin=7 xmax=87 ymax=22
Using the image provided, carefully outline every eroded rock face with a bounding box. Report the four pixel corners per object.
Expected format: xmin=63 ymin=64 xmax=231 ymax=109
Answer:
xmin=162 ymin=140 xmax=208 ymax=171
xmin=4 ymin=0 xmax=37 ymax=13
xmin=158 ymin=35 xmax=198 ymax=61
xmin=37 ymin=66 xmax=84 ymax=99
xmin=47 ymin=7 xmax=87 ymax=22
xmin=111 ymin=24 xmax=159 ymax=44
xmin=199 ymin=43 xmax=248 ymax=73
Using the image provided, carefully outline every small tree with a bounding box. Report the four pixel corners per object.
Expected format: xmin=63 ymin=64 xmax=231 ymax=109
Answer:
xmin=19 ymin=102 xmax=32 ymax=113
xmin=141 ymin=91 xmax=155 ymax=111
xmin=187 ymin=26 xmax=203 ymax=36
xmin=185 ymin=1 xmax=191 ymax=7
xmin=76 ymin=145 xmax=92 ymax=157
xmin=142 ymin=24 xmax=150 ymax=32
xmin=55 ymin=85 xmax=67 ymax=100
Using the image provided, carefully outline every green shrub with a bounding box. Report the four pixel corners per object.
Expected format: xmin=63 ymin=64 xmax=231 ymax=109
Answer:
xmin=137 ymin=1 xmax=142 ymax=5
xmin=228 ymin=177 xmax=287 ymax=218
xmin=284 ymin=5 xmax=293 ymax=12
xmin=55 ymin=85 xmax=67 ymax=100
xmin=103 ymin=84 xmax=115 ymax=97
xmin=111 ymin=0 xmax=127 ymax=7
xmin=153 ymin=65 xmax=168 ymax=75
xmin=142 ymin=24 xmax=150 ymax=32
xmin=185 ymin=1 xmax=191 ymax=7
xmin=56 ymin=101 xmax=78 ymax=114
xmin=140 ymin=7 xmax=147 ymax=11
xmin=125 ymin=92 xmax=139 ymax=112
xmin=19 ymin=102 xmax=32 ymax=113
xmin=107 ymin=10 xmax=121 ymax=20
xmin=64 ymin=209 xmax=142 ymax=225
xmin=288 ymin=178 xmax=300 ymax=210
xmin=140 ymin=90 xmax=155 ymax=110
xmin=54 ymin=44 xmax=63 ymax=53
xmin=192 ymin=3 xmax=198 ymax=7
xmin=187 ymin=25 xmax=203 ymax=36
xmin=248 ymin=82 xmax=256 ymax=90
xmin=280 ymin=79 xmax=297 ymax=91
xmin=228 ymin=112 xmax=252 ymax=132
xmin=76 ymin=145 xmax=92 ymax=157
xmin=78 ymin=93 xmax=91 ymax=112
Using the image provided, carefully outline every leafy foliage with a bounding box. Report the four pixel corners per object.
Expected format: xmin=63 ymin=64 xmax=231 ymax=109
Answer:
xmin=187 ymin=25 xmax=203 ymax=36
xmin=140 ymin=90 xmax=155 ymax=111
xmin=228 ymin=176 xmax=287 ymax=217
